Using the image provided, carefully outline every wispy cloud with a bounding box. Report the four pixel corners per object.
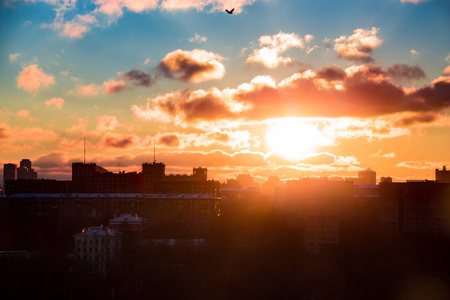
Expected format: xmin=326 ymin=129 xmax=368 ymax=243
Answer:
xmin=189 ymin=33 xmax=207 ymax=43
xmin=9 ymin=53 xmax=20 ymax=61
xmin=69 ymin=84 xmax=101 ymax=97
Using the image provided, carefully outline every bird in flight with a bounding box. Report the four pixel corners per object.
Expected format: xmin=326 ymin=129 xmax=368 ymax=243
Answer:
xmin=225 ymin=8 xmax=234 ymax=14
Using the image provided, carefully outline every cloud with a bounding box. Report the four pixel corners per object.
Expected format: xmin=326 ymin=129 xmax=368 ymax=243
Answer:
xmin=60 ymin=70 xmax=69 ymax=76
xmin=396 ymin=160 xmax=450 ymax=170
xmin=400 ymin=0 xmax=430 ymax=3
xmin=46 ymin=97 xmax=65 ymax=109
xmin=143 ymin=58 xmax=150 ymax=65
xmin=0 ymin=127 xmax=9 ymax=139
xmin=189 ymin=33 xmax=207 ymax=43
xmin=43 ymin=7 xmax=97 ymax=39
xmin=33 ymin=0 xmax=256 ymax=39
xmin=306 ymin=45 xmax=319 ymax=55
xmin=443 ymin=66 xmax=450 ymax=75
xmin=34 ymin=151 xmax=70 ymax=169
xmin=99 ymin=136 xmax=135 ymax=149
xmin=103 ymin=79 xmax=127 ymax=94
xmin=69 ymin=84 xmax=101 ymax=97
xmin=123 ymin=69 xmax=154 ymax=87
xmin=411 ymin=49 xmax=418 ymax=55
xmin=133 ymin=64 xmax=450 ymax=124
xmin=159 ymin=134 xmax=180 ymax=147
xmin=9 ymin=53 xmax=20 ymax=61
xmin=334 ymin=27 xmax=382 ymax=62
xmin=96 ymin=115 xmax=121 ymax=131
xmin=246 ymin=31 xmax=304 ymax=69
xmin=304 ymin=34 xmax=314 ymax=44
xmin=160 ymin=0 xmax=256 ymax=14
xmin=17 ymin=64 xmax=55 ymax=93
xmin=386 ymin=64 xmax=425 ymax=81
xmin=370 ymin=150 xmax=395 ymax=158
xmin=158 ymin=49 xmax=226 ymax=83
xmin=393 ymin=112 xmax=438 ymax=127
xmin=16 ymin=109 xmax=38 ymax=121
xmin=446 ymin=54 xmax=450 ymax=62
xmin=316 ymin=65 xmax=346 ymax=81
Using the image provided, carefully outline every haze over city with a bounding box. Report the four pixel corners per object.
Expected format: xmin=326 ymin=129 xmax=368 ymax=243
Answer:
xmin=1 ymin=0 xmax=449 ymax=184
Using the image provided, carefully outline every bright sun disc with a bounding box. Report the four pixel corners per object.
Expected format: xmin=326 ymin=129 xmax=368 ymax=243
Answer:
xmin=265 ymin=118 xmax=322 ymax=161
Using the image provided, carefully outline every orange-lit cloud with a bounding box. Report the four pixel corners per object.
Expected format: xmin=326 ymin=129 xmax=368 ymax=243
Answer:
xmin=96 ymin=115 xmax=121 ymax=131
xmin=246 ymin=31 xmax=304 ymax=68
xmin=17 ymin=64 xmax=55 ymax=93
xmin=158 ymin=49 xmax=226 ymax=83
xmin=334 ymin=27 xmax=382 ymax=61
xmin=443 ymin=66 xmax=450 ymax=74
xmin=46 ymin=97 xmax=65 ymax=109
xmin=370 ymin=150 xmax=396 ymax=158
xmin=69 ymin=84 xmax=101 ymax=97
xmin=160 ymin=0 xmax=256 ymax=13
xmin=103 ymin=79 xmax=127 ymax=94
xmin=17 ymin=109 xmax=38 ymax=121
xmin=159 ymin=134 xmax=180 ymax=147
xmin=400 ymin=0 xmax=430 ymax=3
xmin=132 ymin=65 xmax=450 ymax=124
xmin=95 ymin=0 xmax=159 ymax=16
xmin=396 ymin=160 xmax=450 ymax=170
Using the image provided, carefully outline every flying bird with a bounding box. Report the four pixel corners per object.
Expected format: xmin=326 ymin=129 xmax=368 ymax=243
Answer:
xmin=225 ymin=8 xmax=234 ymax=14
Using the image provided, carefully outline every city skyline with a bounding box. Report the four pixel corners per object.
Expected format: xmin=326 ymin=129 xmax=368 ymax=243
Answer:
xmin=1 ymin=0 xmax=450 ymax=183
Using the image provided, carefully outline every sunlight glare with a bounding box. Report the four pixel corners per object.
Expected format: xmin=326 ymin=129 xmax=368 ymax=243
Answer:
xmin=265 ymin=118 xmax=323 ymax=161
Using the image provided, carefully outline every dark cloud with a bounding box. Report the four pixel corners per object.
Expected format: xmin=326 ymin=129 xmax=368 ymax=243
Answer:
xmin=394 ymin=113 xmax=437 ymax=127
xmin=102 ymin=136 xmax=134 ymax=148
xmin=34 ymin=152 xmax=68 ymax=169
xmin=124 ymin=69 xmax=154 ymax=87
xmin=179 ymin=94 xmax=234 ymax=121
xmin=159 ymin=134 xmax=180 ymax=147
xmin=386 ymin=64 xmax=425 ymax=81
xmin=157 ymin=49 xmax=225 ymax=83
xmin=317 ymin=66 xmax=346 ymax=81
xmin=0 ymin=127 xmax=8 ymax=139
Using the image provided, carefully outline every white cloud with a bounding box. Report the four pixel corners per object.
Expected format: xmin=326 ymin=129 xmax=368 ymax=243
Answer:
xmin=246 ymin=31 xmax=304 ymax=69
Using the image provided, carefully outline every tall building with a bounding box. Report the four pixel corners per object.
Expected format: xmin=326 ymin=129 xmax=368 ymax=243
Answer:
xmin=17 ymin=159 xmax=37 ymax=180
xmin=357 ymin=168 xmax=376 ymax=185
xmin=3 ymin=163 xmax=17 ymax=188
xmin=142 ymin=162 xmax=165 ymax=193
xmin=436 ymin=166 xmax=450 ymax=183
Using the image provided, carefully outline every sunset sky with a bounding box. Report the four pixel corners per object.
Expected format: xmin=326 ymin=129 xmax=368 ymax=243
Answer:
xmin=1 ymin=0 xmax=449 ymax=184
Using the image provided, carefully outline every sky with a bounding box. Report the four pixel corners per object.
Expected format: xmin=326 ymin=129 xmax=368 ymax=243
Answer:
xmin=0 ymin=0 xmax=449 ymax=184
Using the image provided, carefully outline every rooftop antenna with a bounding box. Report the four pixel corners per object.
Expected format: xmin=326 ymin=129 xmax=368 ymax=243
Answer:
xmin=153 ymin=138 xmax=156 ymax=163
xmin=83 ymin=138 xmax=86 ymax=164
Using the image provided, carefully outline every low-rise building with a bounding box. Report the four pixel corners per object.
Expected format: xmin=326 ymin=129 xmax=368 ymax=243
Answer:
xmin=74 ymin=226 xmax=121 ymax=276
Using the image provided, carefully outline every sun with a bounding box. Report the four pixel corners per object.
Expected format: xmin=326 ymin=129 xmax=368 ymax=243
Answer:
xmin=265 ymin=118 xmax=323 ymax=161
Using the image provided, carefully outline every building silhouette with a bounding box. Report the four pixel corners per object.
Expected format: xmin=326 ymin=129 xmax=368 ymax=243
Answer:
xmin=357 ymin=168 xmax=376 ymax=185
xmin=3 ymin=163 xmax=17 ymax=189
xmin=436 ymin=166 xmax=450 ymax=183
xmin=17 ymin=159 xmax=37 ymax=180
